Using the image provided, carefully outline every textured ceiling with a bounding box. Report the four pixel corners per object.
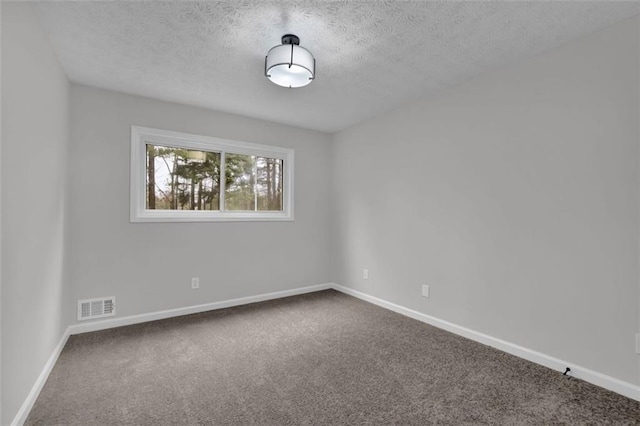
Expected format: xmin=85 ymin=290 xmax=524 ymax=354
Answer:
xmin=34 ymin=1 xmax=639 ymax=133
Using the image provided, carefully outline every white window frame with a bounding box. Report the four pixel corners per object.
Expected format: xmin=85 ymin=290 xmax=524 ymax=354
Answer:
xmin=130 ymin=126 xmax=294 ymax=222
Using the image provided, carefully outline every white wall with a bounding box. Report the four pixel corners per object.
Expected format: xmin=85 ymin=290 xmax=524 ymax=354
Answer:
xmin=68 ymin=85 xmax=332 ymax=319
xmin=332 ymin=17 xmax=640 ymax=386
xmin=1 ymin=2 xmax=71 ymax=424
xmin=0 ymin=3 xmax=4 ymax=422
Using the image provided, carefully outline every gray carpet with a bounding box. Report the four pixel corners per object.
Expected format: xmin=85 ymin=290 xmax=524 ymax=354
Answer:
xmin=27 ymin=290 xmax=640 ymax=425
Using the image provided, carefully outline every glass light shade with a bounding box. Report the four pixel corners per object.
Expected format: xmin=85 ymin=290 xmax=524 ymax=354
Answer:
xmin=265 ymin=44 xmax=315 ymax=88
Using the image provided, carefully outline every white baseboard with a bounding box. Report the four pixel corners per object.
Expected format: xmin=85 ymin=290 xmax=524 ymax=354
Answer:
xmin=68 ymin=283 xmax=332 ymax=335
xmin=330 ymin=283 xmax=640 ymax=402
xmin=11 ymin=328 xmax=70 ymax=426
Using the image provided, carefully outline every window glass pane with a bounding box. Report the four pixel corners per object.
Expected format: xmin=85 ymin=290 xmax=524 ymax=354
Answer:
xmin=225 ymin=153 xmax=256 ymax=211
xmin=256 ymin=157 xmax=284 ymax=211
xmin=145 ymin=144 xmax=220 ymax=210
xmin=224 ymin=154 xmax=284 ymax=211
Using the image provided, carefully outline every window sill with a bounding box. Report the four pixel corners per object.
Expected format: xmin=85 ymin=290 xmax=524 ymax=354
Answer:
xmin=130 ymin=210 xmax=294 ymax=223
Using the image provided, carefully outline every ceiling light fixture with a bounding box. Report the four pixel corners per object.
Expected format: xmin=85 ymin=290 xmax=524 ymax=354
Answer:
xmin=265 ymin=34 xmax=315 ymax=88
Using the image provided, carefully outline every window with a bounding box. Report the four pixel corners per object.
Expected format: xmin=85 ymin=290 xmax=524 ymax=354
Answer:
xmin=130 ymin=126 xmax=293 ymax=222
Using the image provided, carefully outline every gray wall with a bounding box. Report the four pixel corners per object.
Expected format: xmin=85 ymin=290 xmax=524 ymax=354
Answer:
xmin=1 ymin=2 xmax=71 ymax=424
xmin=1 ymin=4 xmax=3 ymax=422
xmin=332 ymin=17 xmax=640 ymax=386
xmin=68 ymin=85 xmax=332 ymax=319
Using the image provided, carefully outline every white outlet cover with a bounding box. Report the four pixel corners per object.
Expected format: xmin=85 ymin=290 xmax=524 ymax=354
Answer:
xmin=191 ymin=277 xmax=199 ymax=289
xmin=422 ymin=285 xmax=430 ymax=298
xmin=636 ymin=333 xmax=640 ymax=354
xmin=363 ymin=269 xmax=369 ymax=280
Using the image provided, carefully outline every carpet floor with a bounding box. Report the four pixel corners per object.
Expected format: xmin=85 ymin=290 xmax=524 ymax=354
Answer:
xmin=27 ymin=289 xmax=640 ymax=425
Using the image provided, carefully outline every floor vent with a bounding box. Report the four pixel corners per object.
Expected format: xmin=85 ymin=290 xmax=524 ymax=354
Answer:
xmin=77 ymin=297 xmax=116 ymax=321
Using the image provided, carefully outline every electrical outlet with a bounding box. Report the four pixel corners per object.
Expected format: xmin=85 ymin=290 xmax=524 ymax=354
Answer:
xmin=422 ymin=284 xmax=430 ymax=298
xmin=191 ymin=277 xmax=200 ymax=289
xmin=636 ymin=333 xmax=640 ymax=354
xmin=363 ymin=269 xmax=369 ymax=280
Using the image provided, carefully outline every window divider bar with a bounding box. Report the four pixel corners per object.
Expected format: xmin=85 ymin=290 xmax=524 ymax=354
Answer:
xmin=253 ymin=156 xmax=258 ymax=212
xmin=219 ymin=151 xmax=226 ymax=212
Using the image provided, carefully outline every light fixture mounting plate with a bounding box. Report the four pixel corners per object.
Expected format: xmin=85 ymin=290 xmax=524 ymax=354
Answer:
xmin=281 ymin=34 xmax=300 ymax=45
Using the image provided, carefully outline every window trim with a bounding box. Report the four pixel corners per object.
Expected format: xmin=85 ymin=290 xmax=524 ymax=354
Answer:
xmin=130 ymin=126 xmax=294 ymax=222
